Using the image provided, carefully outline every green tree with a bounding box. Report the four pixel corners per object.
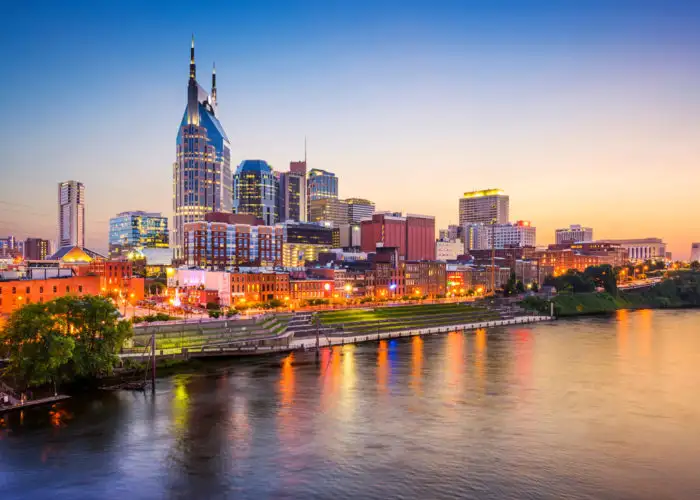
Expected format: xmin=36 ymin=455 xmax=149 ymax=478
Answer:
xmin=2 ymin=303 xmax=75 ymax=387
xmin=583 ymin=265 xmax=618 ymax=296
xmin=1 ymin=296 xmax=132 ymax=387
xmin=516 ymin=280 xmax=526 ymax=294
xmin=531 ymin=282 xmax=539 ymax=293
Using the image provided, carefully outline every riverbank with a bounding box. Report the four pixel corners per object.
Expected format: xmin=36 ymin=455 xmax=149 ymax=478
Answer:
xmin=522 ymin=290 xmax=700 ymax=318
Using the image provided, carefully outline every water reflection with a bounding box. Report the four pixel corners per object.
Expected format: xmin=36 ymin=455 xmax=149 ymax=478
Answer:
xmin=410 ymin=336 xmax=423 ymax=395
xmin=0 ymin=311 xmax=699 ymax=500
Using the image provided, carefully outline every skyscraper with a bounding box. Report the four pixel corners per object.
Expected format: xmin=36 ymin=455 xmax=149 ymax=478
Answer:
xmin=173 ymin=37 xmax=232 ymax=262
xmin=308 ymin=198 xmax=348 ymax=227
xmin=277 ymin=170 xmax=307 ymax=222
xmin=109 ymin=211 xmax=169 ymax=258
xmin=458 ymin=189 xmax=509 ymax=226
xmin=345 ymin=198 xmax=375 ymax=223
xmin=233 ymin=160 xmax=278 ymax=225
xmin=307 ymin=168 xmax=338 ymax=202
xmin=58 ymin=180 xmax=85 ymax=248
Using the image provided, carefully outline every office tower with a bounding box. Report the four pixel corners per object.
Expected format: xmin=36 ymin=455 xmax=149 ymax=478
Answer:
xmin=108 ymin=211 xmax=169 ymax=258
xmin=278 ymin=171 xmax=307 ymax=222
xmin=290 ymin=160 xmax=306 ymax=175
xmin=279 ymin=221 xmax=334 ymax=267
xmin=307 ymin=168 xmax=338 ymax=202
xmin=360 ymin=212 xmax=436 ymax=261
xmin=233 ymin=160 xmax=278 ymax=225
xmin=58 ymin=180 xmax=85 ymax=248
xmin=463 ymin=221 xmax=536 ymax=251
xmin=345 ymin=198 xmax=375 ymax=223
xmin=24 ymin=238 xmax=51 ymax=260
xmin=308 ymin=198 xmax=348 ymax=227
xmin=458 ymin=189 xmax=509 ymax=225
xmin=173 ymin=37 xmax=232 ymax=262
xmin=555 ymin=224 xmax=593 ymax=244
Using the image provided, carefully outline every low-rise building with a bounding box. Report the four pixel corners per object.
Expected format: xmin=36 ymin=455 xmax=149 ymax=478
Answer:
xmin=436 ymin=239 xmax=463 ymax=261
xmin=0 ymin=274 xmax=101 ymax=316
xmin=594 ymin=238 xmax=667 ymax=262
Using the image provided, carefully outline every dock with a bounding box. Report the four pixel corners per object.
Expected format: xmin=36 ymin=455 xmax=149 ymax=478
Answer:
xmin=0 ymin=395 xmax=72 ymax=415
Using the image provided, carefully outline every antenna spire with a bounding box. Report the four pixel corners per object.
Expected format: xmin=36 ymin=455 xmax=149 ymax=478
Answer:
xmin=211 ymin=62 xmax=217 ymax=109
xmin=189 ymin=34 xmax=196 ymax=80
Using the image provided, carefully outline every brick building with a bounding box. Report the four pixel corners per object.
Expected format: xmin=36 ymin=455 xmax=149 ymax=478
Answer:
xmin=360 ymin=212 xmax=435 ymax=261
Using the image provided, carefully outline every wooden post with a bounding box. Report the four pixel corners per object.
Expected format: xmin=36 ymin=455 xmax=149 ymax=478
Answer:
xmin=151 ymin=334 xmax=156 ymax=393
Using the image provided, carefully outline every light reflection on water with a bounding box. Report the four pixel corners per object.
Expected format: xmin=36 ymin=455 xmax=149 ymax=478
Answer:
xmin=0 ymin=309 xmax=699 ymax=500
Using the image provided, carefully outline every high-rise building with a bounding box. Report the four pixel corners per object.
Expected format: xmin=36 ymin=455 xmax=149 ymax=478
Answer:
xmin=58 ymin=180 xmax=85 ymax=248
xmin=0 ymin=236 xmax=21 ymax=259
xmin=555 ymin=225 xmax=593 ymax=244
xmin=277 ymin=171 xmax=307 ymax=222
xmin=233 ymin=160 xmax=278 ymax=225
xmin=108 ymin=211 xmax=169 ymax=258
xmin=463 ymin=221 xmax=536 ymax=251
xmin=459 ymin=189 xmax=509 ymax=226
xmin=360 ymin=212 xmax=436 ymax=261
xmin=345 ymin=198 xmax=375 ymax=223
xmin=24 ymin=238 xmax=51 ymax=260
xmin=308 ymin=198 xmax=348 ymax=227
xmin=290 ymin=160 xmax=306 ymax=175
xmin=307 ymin=168 xmax=338 ymax=202
xmin=691 ymin=243 xmax=700 ymax=263
xmin=173 ymin=37 xmax=232 ymax=262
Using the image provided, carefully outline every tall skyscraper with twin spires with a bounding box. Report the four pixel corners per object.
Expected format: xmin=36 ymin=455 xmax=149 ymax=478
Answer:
xmin=172 ymin=36 xmax=232 ymax=262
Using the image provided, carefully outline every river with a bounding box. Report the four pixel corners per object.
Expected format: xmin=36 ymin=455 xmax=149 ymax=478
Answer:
xmin=1 ymin=309 xmax=699 ymax=499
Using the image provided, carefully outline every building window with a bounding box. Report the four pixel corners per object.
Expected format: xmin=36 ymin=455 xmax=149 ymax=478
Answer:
xmin=53 ymin=286 xmax=57 ymax=293
xmin=79 ymin=286 xmax=83 ymax=293
xmin=39 ymin=286 xmax=44 ymax=294
xmin=66 ymin=286 xmax=70 ymax=293
xmin=12 ymin=287 xmax=16 ymax=294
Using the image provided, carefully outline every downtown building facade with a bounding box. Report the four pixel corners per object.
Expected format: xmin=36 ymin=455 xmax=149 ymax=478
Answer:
xmin=182 ymin=212 xmax=282 ymax=269
xmin=555 ymin=224 xmax=593 ymax=244
xmin=24 ymin=238 xmax=51 ymax=261
xmin=173 ymin=38 xmax=232 ymax=263
xmin=58 ymin=180 xmax=85 ymax=248
xmin=463 ymin=221 xmax=536 ymax=252
xmin=360 ymin=212 xmax=436 ymax=261
xmin=594 ymin=238 xmax=667 ymax=262
xmin=108 ymin=211 xmax=168 ymax=258
xmin=279 ymin=221 xmax=334 ymax=267
xmin=691 ymin=243 xmax=700 ymax=263
xmin=277 ymin=169 xmax=307 ymax=222
xmin=307 ymin=168 xmax=338 ymax=203
xmin=345 ymin=198 xmax=375 ymax=223
xmin=233 ymin=160 xmax=278 ymax=225
xmin=459 ymin=189 xmax=509 ymax=226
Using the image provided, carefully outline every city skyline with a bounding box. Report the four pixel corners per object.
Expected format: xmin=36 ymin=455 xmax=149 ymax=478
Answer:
xmin=1 ymin=1 xmax=699 ymax=258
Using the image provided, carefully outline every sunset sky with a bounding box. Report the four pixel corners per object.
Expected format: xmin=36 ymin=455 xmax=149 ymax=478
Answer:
xmin=1 ymin=1 xmax=698 ymax=258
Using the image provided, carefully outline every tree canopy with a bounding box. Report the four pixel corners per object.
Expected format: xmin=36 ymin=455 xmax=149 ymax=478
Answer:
xmin=1 ymin=295 xmax=132 ymax=388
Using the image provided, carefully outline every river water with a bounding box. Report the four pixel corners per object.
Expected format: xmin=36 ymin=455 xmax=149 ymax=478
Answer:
xmin=1 ymin=309 xmax=699 ymax=500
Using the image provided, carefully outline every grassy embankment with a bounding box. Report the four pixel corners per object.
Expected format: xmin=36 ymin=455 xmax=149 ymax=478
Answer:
xmin=522 ymin=271 xmax=700 ymax=317
xmin=318 ymin=303 xmax=502 ymax=334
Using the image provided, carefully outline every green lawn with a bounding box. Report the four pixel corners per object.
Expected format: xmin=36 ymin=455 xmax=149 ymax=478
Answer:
xmin=319 ymin=303 xmax=487 ymax=325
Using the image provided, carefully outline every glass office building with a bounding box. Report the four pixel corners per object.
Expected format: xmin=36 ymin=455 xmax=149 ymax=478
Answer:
xmin=109 ymin=211 xmax=169 ymax=258
xmin=173 ymin=37 xmax=232 ymax=262
xmin=307 ymin=168 xmax=338 ymax=202
xmin=233 ymin=160 xmax=278 ymax=226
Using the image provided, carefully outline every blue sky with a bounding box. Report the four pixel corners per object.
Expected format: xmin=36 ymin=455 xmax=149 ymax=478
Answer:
xmin=1 ymin=1 xmax=699 ymax=256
